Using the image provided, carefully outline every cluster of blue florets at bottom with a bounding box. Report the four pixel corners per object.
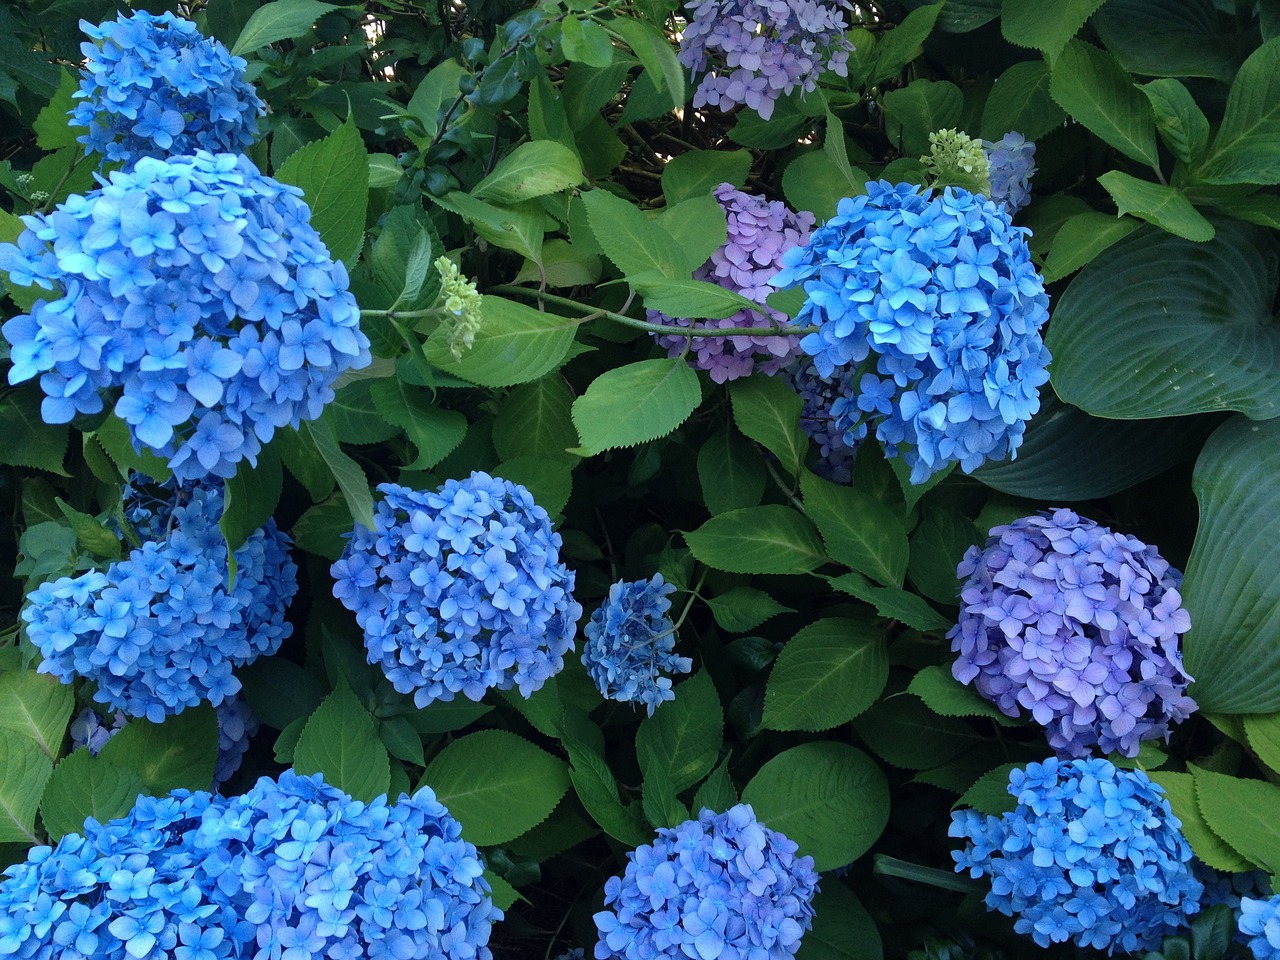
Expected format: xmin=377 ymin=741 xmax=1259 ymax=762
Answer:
xmin=594 ymin=804 xmax=820 ymax=960
xmin=331 ymin=473 xmax=582 ymax=707
xmin=0 ymin=770 xmax=501 ymax=960
xmin=950 ymin=758 xmax=1202 ymax=954
xmin=1241 ymin=895 xmax=1280 ymax=960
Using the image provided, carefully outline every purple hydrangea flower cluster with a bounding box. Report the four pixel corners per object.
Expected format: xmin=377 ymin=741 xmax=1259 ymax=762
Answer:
xmin=948 ymin=508 xmax=1196 ymax=758
xmin=0 ymin=152 xmax=371 ymax=482
xmin=1241 ymin=895 xmax=1280 ymax=960
xmin=331 ymin=473 xmax=582 ymax=707
xmin=678 ymin=0 xmax=854 ymax=120
xmin=22 ymin=477 xmax=297 ymax=722
xmin=771 ymin=181 xmax=1051 ymax=484
xmin=983 ymin=133 xmax=1037 ymax=215
xmin=649 ymin=183 xmax=813 ymax=383
xmin=0 ymin=770 xmax=501 ymax=960
xmin=951 ymin=758 xmax=1203 ymax=953
xmin=71 ymin=11 xmax=264 ymax=167
xmin=785 ymin=356 xmax=858 ymax=483
xmin=594 ymin=804 xmax=820 ymax=960
xmin=582 ymin=574 xmax=693 ymax=716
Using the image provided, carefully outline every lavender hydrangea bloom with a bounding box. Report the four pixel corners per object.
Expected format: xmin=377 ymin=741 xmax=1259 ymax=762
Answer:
xmin=67 ymin=707 xmax=129 ymax=755
xmin=594 ymin=804 xmax=820 ymax=960
xmin=983 ymin=133 xmax=1037 ymax=215
xmin=331 ymin=474 xmax=582 ymax=707
xmin=71 ymin=11 xmax=264 ymax=166
xmin=0 ymin=152 xmax=371 ymax=481
xmin=679 ymin=0 xmax=854 ymax=120
xmin=771 ymin=181 xmax=1051 ymax=484
xmin=582 ymin=574 xmax=693 ymax=716
xmin=650 ymin=184 xmax=813 ymax=383
xmin=948 ymin=508 xmax=1196 ymax=758
xmin=785 ymin=356 xmax=858 ymax=482
xmin=951 ymin=758 xmax=1203 ymax=954
xmin=1240 ymin=895 xmax=1280 ymax=960
xmin=23 ymin=476 xmax=297 ymax=722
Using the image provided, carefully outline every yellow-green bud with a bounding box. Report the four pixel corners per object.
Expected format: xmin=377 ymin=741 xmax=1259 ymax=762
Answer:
xmin=922 ymin=128 xmax=992 ymax=197
xmin=434 ymin=256 xmax=484 ymax=360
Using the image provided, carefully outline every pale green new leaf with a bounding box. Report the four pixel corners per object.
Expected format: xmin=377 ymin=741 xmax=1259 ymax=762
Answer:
xmin=276 ymin=117 xmax=369 ymax=266
xmin=0 ymin=737 xmax=53 ymax=843
xmin=473 ymin=141 xmax=584 ymax=204
xmin=0 ymin=669 xmax=74 ymax=760
xmin=426 ymin=296 xmax=578 ymax=389
xmin=231 ymin=0 xmax=343 ymax=55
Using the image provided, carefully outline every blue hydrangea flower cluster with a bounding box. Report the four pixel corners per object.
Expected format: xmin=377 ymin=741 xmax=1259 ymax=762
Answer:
xmin=331 ymin=473 xmax=582 ymax=707
xmin=785 ymin=356 xmax=858 ymax=483
xmin=71 ymin=11 xmax=264 ymax=166
xmin=1197 ymin=864 xmax=1275 ymax=948
xmin=679 ymin=0 xmax=854 ymax=120
xmin=0 ymin=152 xmax=371 ymax=481
xmin=983 ymin=133 xmax=1037 ymax=215
xmin=67 ymin=706 xmax=129 ymax=755
xmin=22 ymin=477 xmax=297 ymax=722
xmin=650 ymin=183 xmax=813 ymax=383
xmin=949 ymin=508 xmax=1196 ymax=758
xmin=0 ymin=770 xmax=501 ymax=960
xmin=582 ymin=574 xmax=693 ymax=716
xmin=1241 ymin=895 xmax=1280 ymax=960
xmin=950 ymin=758 xmax=1203 ymax=954
xmin=594 ymin=804 xmax=819 ymax=960
xmin=771 ymin=181 xmax=1052 ymax=484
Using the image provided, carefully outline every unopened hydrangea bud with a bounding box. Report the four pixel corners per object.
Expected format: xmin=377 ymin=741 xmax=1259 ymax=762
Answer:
xmin=923 ymin=128 xmax=992 ymax=197
xmin=435 ymin=255 xmax=484 ymax=359
xmin=983 ymin=132 xmax=1037 ymax=214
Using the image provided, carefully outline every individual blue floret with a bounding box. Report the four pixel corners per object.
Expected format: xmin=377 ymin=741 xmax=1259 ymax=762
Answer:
xmin=1241 ymin=895 xmax=1280 ymax=960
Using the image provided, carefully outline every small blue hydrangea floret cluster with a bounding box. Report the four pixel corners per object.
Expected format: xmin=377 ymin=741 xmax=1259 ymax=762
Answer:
xmin=785 ymin=356 xmax=858 ymax=483
xmin=771 ymin=181 xmax=1051 ymax=484
xmin=950 ymin=758 xmax=1203 ymax=954
xmin=332 ymin=473 xmax=582 ymax=707
xmin=594 ymin=804 xmax=820 ymax=960
xmin=22 ymin=476 xmax=297 ymax=722
xmin=983 ymin=133 xmax=1037 ymax=216
xmin=582 ymin=574 xmax=693 ymax=716
xmin=71 ymin=10 xmax=264 ymax=166
xmin=949 ymin=508 xmax=1195 ymax=758
xmin=1241 ymin=895 xmax=1280 ymax=960
xmin=649 ymin=183 xmax=813 ymax=383
xmin=0 ymin=152 xmax=371 ymax=481
xmin=0 ymin=770 xmax=501 ymax=960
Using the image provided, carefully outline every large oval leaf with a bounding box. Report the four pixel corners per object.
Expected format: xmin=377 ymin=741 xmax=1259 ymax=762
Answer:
xmin=426 ymin=296 xmax=579 ymax=388
xmin=1182 ymin=416 xmax=1280 ymax=712
xmin=761 ymin=619 xmax=888 ymax=732
xmin=1047 ymin=220 xmax=1280 ymax=420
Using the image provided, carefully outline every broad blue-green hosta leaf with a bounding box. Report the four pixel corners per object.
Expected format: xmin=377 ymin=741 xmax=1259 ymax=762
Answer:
xmin=1094 ymin=0 xmax=1254 ymax=83
xmin=1182 ymin=416 xmax=1280 ymax=713
xmin=1047 ymin=221 xmax=1280 ymax=420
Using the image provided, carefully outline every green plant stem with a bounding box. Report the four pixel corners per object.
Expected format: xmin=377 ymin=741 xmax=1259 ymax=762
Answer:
xmin=872 ymin=854 xmax=981 ymax=894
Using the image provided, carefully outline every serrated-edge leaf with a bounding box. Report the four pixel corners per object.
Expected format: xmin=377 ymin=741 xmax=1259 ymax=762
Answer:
xmin=729 ymin=375 xmax=808 ymax=476
xmin=426 ymin=296 xmax=578 ymax=389
xmin=801 ymin=472 xmax=908 ymax=587
xmin=685 ymin=505 xmax=827 ymax=575
xmin=1191 ymin=764 xmax=1280 ymax=872
xmin=473 ymin=140 xmax=584 ymax=204
xmin=0 ymin=737 xmax=53 ymax=844
xmin=636 ymin=671 xmax=723 ymax=793
xmin=907 ymin=665 xmax=1021 ymax=726
xmin=40 ymin=751 xmax=145 ymax=843
xmin=1050 ymin=39 xmax=1159 ymax=166
xmin=0 ymin=670 xmax=74 ymax=760
xmin=761 ymin=619 xmax=888 ymax=732
xmin=231 ymin=0 xmax=344 ymax=55
xmin=580 ymin=189 xmax=691 ymax=279
xmin=304 ymin=416 xmax=374 ymax=530
xmin=276 ymin=117 xmax=369 ymax=266
xmin=1001 ymin=0 xmax=1106 ymax=57
xmin=572 ymin=359 xmax=700 ymax=454
xmin=294 ymin=684 xmax=391 ymax=802
xmin=1097 ymin=171 xmax=1214 ymax=242
xmin=1041 ymin=211 xmax=1142 ymax=283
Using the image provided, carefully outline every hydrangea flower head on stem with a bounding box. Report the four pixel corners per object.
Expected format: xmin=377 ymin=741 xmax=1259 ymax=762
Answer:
xmin=435 ymin=255 xmax=484 ymax=360
xmin=771 ymin=180 xmax=1051 ymax=483
xmin=594 ymin=803 xmax=820 ymax=959
xmin=0 ymin=152 xmax=371 ymax=481
xmin=72 ymin=10 xmax=264 ymax=166
xmin=22 ymin=475 xmax=297 ymax=721
xmin=582 ymin=574 xmax=693 ymax=716
xmin=649 ymin=183 xmax=814 ymax=383
xmin=922 ymin=129 xmax=992 ymax=197
xmin=951 ymin=757 xmax=1203 ymax=953
xmin=1240 ymin=895 xmax=1280 ymax=960
xmin=948 ymin=508 xmax=1196 ymax=758
xmin=331 ymin=473 xmax=582 ymax=707
xmin=983 ymin=132 xmax=1037 ymax=215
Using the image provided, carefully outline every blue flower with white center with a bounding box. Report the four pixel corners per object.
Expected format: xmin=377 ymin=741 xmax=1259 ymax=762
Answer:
xmin=332 ymin=473 xmax=582 ymax=707
xmin=1241 ymin=895 xmax=1280 ymax=960
xmin=771 ymin=180 xmax=1051 ymax=484
xmin=0 ymin=152 xmax=371 ymax=482
xmin=594 ymin=804 xmax=820 ymax=960
xmin=951 ymin=758 xmax=1203 ymax=954
xmin=71 ymin=11 xmax=264 ymax=167
xmin=582 ymin=574 xmax=693 ymax=716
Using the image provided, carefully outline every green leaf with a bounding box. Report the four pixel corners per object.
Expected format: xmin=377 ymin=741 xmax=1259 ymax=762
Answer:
xmin=499 ymin=678 xmax=565 ymax=739
xmin=853 ymin=695 xmax=985 ymax=770
xmin=405 ymin=59 xmax=469 ymax=142
xmin=231 ymin=0 xmax=343 ymax=55
xmin=1196 ymin=38 xmax=1280 ymax=185
xmin=473 ymin=141 xmax=584 ymax=204
xmin=370 ymin=380 xmax=467 ymax=470
xmin=1041 ymin=210 xmax=1142 ymax=283
xmin=0 ymin=736 xmax=52 ymax=844
xmin=907 ymin=508 xmax=978 ymax=606
xmin=907 ymin=665 xmax=1020 ymax=726
xmin=661 ymin=150 xmax=753 ymax=206
xmin=691 ymin=758 xmax=739 ymax=815
xmin=801 ymin=472 xmax=908 ymax=587
xmin=292 ymin=495 xmax=354 ymax=560
xmin=496 ymin=457 xmax=573 ymax=516
xmin=1001 ymin=0 xmax=1106 ymax=58
xmin=98 ymin=706 xmax=218 ymax=795
xmin=1049 ymin=40 xmax=1159 ymax=167
xmin=33 ymin=69 xmax=79 ymax=151
xmin=1141 ymin=79 xmax=1211 ymax=166
xmin=1244 ymin=713 xmax=1280 ymax=776
xmin=564 ymin=739 xmax=650 ymax=846
xmin=880 ymin=80 xmax=964 ymax=157
xmin=276 ymin=116 xmax=369 ymax=266
xmin=636 ymin=671 xmax=723 ymax=793
xmin=609 ymin=17 xmax=685 ymax=110
xmin=0 ymin=389 xmax=69 ymax=476
xmin=685 ymin=506 xmax=826 ymax=576
xmin=742 ymin=742 xmax=888 ymax=871
xmin=514 ymin=238 xmax=602 ymax=289
xmin=697 ymin=429 xmax=766 ymax=516
xmin=641 ymin=761 xmax=689 ymax=829
xmin=424 ymin=730 xmax=570 ymax=845
xmin=237 ymin=656 xmax=329 ymax=731
xmin=1150 ymin=771 xmax=1253 ymax=872
xmin=830 ymin=572 xmax=952 ymax=631
xmin=1093 ymin=0 xmax=1247 ymax=83
xmin=40 ymin=751 xmax=145 ymax=843
xmin=730 ymin=375 xmax=808 ymax=477
xmin=560 ymin=16 xmax=615 ymax=67
xmin=656 ymin=195 xmax=727 ymax=270
xmin=1047 ymin=221 xmax=1280 ymax=420
xmin=706 ymin=587 xmax=792 ymax=633
xmin=580 ymin=188 xmax=692 ymax=279
xmin=1191 ymin=764 xmax=1280 ymax=871
xmin=492 ymin=377 xmax=579 ymax=464
xmin=221 ymin=448 xmax=282 ymax=558
xmin=368 ymin=205 xmax=439 ymax=311
xmin=426 ymin=296 xmax=578 ymax=389
xmin=629 ymin=272 xmax=762 ymax=320
xmin=1097 ymin=171 xmax=1214 ymax=241
xmin=408 ymin=699 xmax=493 ymax=736
xmin=377 ymin=716 xmax=424 ymax=766
xmin=797 ymin=884 xmax=883 ymax=960
xmin=0 ymin=669 xmax=73 ymax=761
xmin=981 ymin=61 xmax=1065 ymax=142
xmin=303 ymin=416 xmax=374 ymax=531
xmin=783 ymin=151 xmax=864 ymax=222
xmin=1182 ymin=417 xmax=1280 ymax=713
xmin=761 ymin=619 xmax=888 ymax=732
xmin=870 ymin=2 xmax=945 ymax=85
xmin=571 ymin=359 xmax=701 ymax=455
xmin=955 ymin=763 xmax=1020 ymax=817
xmin=294 ymin=684 xmax=391 ymax=802
xmin=53 ymin=498 xmax=118 ymax=560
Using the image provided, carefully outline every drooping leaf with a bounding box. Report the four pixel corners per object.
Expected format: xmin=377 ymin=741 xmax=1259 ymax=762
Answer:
xmin=761 ymin=619 xmax=887 ymax=732
xmin=830 ymin=572 xmax=952 ymax=631
xmin=433 ymin=192 xmax=548 ymax=263
xmin=303 ymin=415 xmax=374 ymax=531
xmin=1041 ymin=210 xmax=1142 ymax=283
xmin=1097 ymin=171 xmax=1214 ymax=241
xmin=853 ymin=695 xmax=985 ymax=770
xmin=563 ymin=738 xmax=650 ymax=846
xmin=571 ymin=359 xmax=700 ymax=455
xmin=237 ymin=656 xmax=329 ymax=732
xmin=880 ymin=80 xmax=964 ymax=157
xmin=907 ymin=665 xmax=1021 ymax=726
xmin=293 ymin=683 xmax=390 ymax=802
xmin=220 ymin=448 xmax=283 ymax=556
xmin=276 ymin=116 xmax=369 ymax=266
xmin=685 ymin=506 xmax=827 ymax=576
xmin=609 ymin=17 xmax=685 ymax=109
